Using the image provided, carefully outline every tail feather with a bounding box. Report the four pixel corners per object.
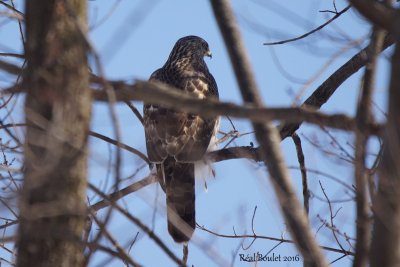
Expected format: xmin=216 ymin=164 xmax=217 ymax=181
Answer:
xmin=162 ymin=157 xmax=195 ymax=243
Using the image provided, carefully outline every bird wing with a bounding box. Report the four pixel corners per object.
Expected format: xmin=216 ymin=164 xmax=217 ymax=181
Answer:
xmin=143 ymin=68 xmax=219 ymax=163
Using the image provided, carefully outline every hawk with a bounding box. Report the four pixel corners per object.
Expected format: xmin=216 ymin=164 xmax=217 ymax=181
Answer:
xmin=143 ymin=36 xmax=219 ymax=242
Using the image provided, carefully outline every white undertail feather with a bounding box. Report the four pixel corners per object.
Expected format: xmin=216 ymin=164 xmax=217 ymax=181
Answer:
xmin=195 ymin=118 xmax=220 ymax=191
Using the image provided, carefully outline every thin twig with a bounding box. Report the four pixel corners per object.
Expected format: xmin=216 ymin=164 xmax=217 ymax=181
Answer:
xmin=197 ymin=224 xmax=354 ymax=256
xmin=278 ymin=34 xmax=394 ymax=140
xmin=89 ymin=131 xmax=149 ymax=164
xmin=264 ymin=5 xmax=351 ymax=45
xmin=318 ymin=181 xmax=350 ymax=256
xmin=90 ymin=211 xmax=141 ymax=267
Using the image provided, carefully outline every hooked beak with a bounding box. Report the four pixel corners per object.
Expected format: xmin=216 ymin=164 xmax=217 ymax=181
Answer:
xmin=206 ymin=49 xmax=212 ymax=58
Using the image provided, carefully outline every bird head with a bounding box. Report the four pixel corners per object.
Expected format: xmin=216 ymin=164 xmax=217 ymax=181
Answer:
xmin=170 ymin=35 xmax=212 ymax=61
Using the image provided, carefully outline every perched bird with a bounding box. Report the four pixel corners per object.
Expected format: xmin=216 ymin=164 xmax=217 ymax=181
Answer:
xmin=143 ymin=36 xmax=219 ymax=242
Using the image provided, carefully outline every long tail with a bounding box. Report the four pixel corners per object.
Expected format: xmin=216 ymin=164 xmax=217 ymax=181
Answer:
xmin=162 ymin=157 xmax=195 ymax=243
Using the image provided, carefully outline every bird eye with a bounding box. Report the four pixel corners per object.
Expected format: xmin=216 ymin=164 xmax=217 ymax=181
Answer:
xmin=201 ymin=42 xmax=209 ymax=52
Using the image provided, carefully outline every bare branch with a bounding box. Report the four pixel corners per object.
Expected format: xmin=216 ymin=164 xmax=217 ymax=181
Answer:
xmin=197 ymin=225 xmax=354 ymax=256
xmin=349 ymin=0 xmax=400 ymax=39
xmin=90 ymin=212 xmax=141 ymax=267
xmin=0 ymin=59 xmax=22 ymax=76
xmin=90 ymin=175 xmax=156 ymax=211
xmin=319 ymin=181 xmax=350 ymax=256
xmin=89 ymin=131 xmax=149 ymax=164
xmin=93 ymin=81 xmax=383 ymax=135
xmin=88 ymin=184 xmax=186 ymax=267
xmin=370 ymin=41 xmax=400 ymax=267
xmin=279 ymin=34 xmax=394 ymax=139
xmin=264 ymin=5 xmax=351 ymax=45
xmin=353 ymin=27 xmax=385 ymax=267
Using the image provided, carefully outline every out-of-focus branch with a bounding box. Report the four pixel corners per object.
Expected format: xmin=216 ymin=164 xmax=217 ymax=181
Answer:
xmin=0 ymin=92 xmax=383 ymax=170
xmin=88 ymin=184 xmax=185 ymax=267
xmin=93 ymin=81 xmax=383 ymax=135
xmin=0 ymin=0 xmax=24 ymax=17
xmin=89 ymin=131 xmax=149 ymax=164
xmin=90 ymin=175 xmax=156 ymax=211
xmin=210 ymin=0 xmax=327 ymax=266
xmin=370 ymin=41 xmax=400 ymax=267
xmin=0 ymin=59 xmax=22 ymax=75
xmin=1 ymin=34 xmax=393 ymax=141
xmin=349 ymin=0 xmax=400 ymax=39
xmin=353 ymin=28 xmax=385 ymax=267
xmin=90 ymin=212 xmax=140 ymax=267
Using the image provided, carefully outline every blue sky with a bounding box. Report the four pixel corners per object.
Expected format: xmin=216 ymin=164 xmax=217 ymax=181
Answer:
xmin=0 ymin=0 xmax=393 ymax=266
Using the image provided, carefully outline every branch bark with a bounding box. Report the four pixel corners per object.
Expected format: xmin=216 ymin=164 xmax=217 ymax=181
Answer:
xmin=17 ymin=1 xmax=91 ymax=266
xmin=93 ymin=81 xmax=383 ymax=136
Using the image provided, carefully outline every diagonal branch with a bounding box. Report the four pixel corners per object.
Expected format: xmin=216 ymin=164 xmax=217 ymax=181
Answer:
xmin=88 ymin=184 xmax=185 ymax=267
xmin=91 ymin=175 xmax=156 ymax=212
xmin=278 ymin=34 xmax=394 ymax=139
xmin=264 ymin=5 xmax=351 ymax=46
xmin=210 ymin=0 xmax=327 ymax=266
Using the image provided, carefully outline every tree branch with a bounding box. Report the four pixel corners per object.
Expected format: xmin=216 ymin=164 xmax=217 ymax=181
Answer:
xmin=90 ymin=175 xmax=156 ymax=212
xmin=370 ymin=41 xmax=400 ymax=267
xmin=264 ymin=5 xmax=351 ymax=46
xmin=349 ymin=0 xmax=400 ymax=40
xmin=93 ymin=80 xmax=382 ymax=135
xmin=88 ymin=184 xmax=186 ymax=267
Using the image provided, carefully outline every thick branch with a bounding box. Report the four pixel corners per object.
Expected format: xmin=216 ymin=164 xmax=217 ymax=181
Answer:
xmin=94 ymin=81 xmax=383 ymax=136
xmin=279 ymin=34 xmax=394 ymax=139
xmin=0 ymin=59 xmax=23 ymax=75
xmin=370 ymin=41 xmax=400 ymax=267
xmin=349 ymin=0 xmax=400 ymax=39
xmin=91 ymin=175 xmax=156 ymax=211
